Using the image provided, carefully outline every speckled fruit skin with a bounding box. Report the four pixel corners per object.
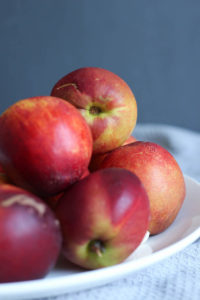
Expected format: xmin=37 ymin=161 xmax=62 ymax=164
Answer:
xmin=51 ymin=67 xmax=137 ymax=154
xmin=55 ymin=168 xmax=150 ymax=269
xmin=100 ymin=142 xmax=186 ymax=235
xmin=89 ymin=135 xmax=137 ymax=172
xmin=0 ymin=184 xmax=62 ymax=283
xmin=0 ymin=96 xmax=93 ymax=197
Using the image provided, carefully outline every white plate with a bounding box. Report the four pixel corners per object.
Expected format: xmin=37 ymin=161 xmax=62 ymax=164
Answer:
xmin=0 ymin=175 xmax=200 ymax=300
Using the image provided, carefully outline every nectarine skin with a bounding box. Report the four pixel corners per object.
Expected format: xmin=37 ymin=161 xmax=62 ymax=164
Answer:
xmin=0 ymin=164 xmax=12 ymax=185
xmin=0 ymin=173 xmax=10 ymax=185
xmin=51 ymin=67 xmax=137 ymax=154
xmin=0 ymin=163 xmax=4 ymax=173
xmin=89 ymin=135 xmax=137 ymax=172
xmin=0 ymin=96 xmax=93 ymax=197
xmin=0 ymin=184 xmax=62 ymax=283
xmin=123 ymin=135 xmax=137 ymax=145
xmin=55 ymin=168 xmax=150 ymax=269
xmin=44 ymin=169 xmax=90 ymax=209
xmin=100 ymin=142 xmax=186 ymax=235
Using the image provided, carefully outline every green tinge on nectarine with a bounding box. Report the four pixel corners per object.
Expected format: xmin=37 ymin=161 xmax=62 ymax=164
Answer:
xmin=51 ymin=67 xmax=137 ymax=154
xmin=55 ymin=168 xmax=150 ymax=269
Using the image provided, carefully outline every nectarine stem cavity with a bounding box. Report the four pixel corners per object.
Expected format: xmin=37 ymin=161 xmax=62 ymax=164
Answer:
xmin=88 ymin=240 xmax=105 ymax=257
xmin=89 ymin=106 xmax=102 ymax=115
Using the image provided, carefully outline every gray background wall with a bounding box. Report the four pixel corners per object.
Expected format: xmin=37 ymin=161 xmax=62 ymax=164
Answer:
xmin=0 ymin=0 xmax=199 ymax=132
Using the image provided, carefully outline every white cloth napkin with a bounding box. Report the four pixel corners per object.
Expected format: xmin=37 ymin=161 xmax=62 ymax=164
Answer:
xmin=45 ymin=124 xmax=200 ymax=300
xmin=134 ymin=123 xmax=200 ymax=181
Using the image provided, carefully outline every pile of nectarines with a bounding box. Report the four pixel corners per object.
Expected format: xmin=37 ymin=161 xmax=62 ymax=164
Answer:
xmin=0 ymin=67 xmax=185 ymax=282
